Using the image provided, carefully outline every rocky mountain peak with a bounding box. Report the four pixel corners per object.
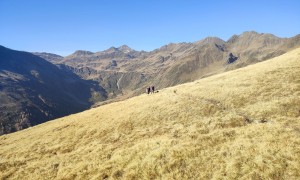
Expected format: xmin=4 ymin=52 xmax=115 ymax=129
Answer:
xmin=72 ymin=50 xmax=94 ymax=56
xmin=227 ymin=31 xmax=285 ymax=49
xmin=227 ymin=31 xmax=260 ymax=44
xmin=104 ymin=46 xmax=119 ymax=53
xmin=195 ymin=37 xmax=225 ymax=46
xmin=118 ymin=45 xmax=133 ymax=53
xmin=32 ymin=52 xmax=64 ymax=64
xmin=241 ymin=31 xmax=259 ymax=36
xmin=227 ymin=34 xmax=239 ymax=43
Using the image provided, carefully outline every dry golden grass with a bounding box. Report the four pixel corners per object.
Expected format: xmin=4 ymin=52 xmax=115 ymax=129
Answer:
xmin=1 ymin=48 xmax=300 ymax=179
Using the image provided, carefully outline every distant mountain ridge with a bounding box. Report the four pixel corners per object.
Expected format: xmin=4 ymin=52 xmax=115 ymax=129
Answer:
xmin=1 ymin=31 xmax=300 ymax=134
xmin=37 ymin=31 xmax=300 ymax=101
xmin=32 ymin=52 xmax=63 ymax=63
xmin=31 ymin=31 xmax=300 ymax=104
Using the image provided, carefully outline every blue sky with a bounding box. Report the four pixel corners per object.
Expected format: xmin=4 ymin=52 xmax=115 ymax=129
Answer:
xmin=0 ymin=0 xmax=299 ymax=56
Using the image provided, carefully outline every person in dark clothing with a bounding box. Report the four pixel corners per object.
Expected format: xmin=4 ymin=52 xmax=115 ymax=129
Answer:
xmin=146 ymin=86 xmax=151 ymax=94
xmin=151 ymin=86 xmax=155 ymax=93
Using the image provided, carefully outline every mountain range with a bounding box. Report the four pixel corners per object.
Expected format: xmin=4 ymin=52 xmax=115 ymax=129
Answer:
xmin=1 ymin=47 xmax=300 ymax=179
xmin=1 ymin=31 xmax=300 ymax=134
xmin=35 ymin=31 xmax=300 ymax=100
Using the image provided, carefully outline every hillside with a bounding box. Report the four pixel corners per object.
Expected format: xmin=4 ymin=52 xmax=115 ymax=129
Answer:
xmin=1 ymin=47 xmax=300 ymax=179
xmin=0 ymin=46 xmax=107 ymax=135
xmin=37 ymin=31 xmax=300 ymax=100
xmin=8 ymin=31 xmax=297 ymax=135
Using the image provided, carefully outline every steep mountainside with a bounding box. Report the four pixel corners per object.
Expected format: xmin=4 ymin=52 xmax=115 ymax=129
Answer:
xmin=1 ymin=48 xmax=299 ymax=179
xmin=32 ymin=52 xmax=63 ymax=64
xmin=36 ymin=31 xmax=300 ymax=101
xmin=0 ymin=46 xmax=107 ymax=135
xmin=3 ymin=31 xmax=299 ymax=134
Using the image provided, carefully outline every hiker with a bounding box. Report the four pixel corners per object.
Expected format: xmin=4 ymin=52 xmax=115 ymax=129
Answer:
xmin=146 ymin=86 xmax=151 ymax=94
xmin=151 ymin=86 xmax=155 ymax=93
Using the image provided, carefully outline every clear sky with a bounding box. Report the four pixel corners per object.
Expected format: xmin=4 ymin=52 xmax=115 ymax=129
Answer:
xmin=0 ymin=0 xmax=299 ymax=56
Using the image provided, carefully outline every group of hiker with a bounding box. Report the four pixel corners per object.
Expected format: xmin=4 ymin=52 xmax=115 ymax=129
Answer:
xmin=146 ymin=86 xmax=156 ymax=94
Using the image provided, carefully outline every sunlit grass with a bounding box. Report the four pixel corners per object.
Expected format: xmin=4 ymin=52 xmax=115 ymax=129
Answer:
xmin=1 ymin=48 xmax=300 ymax=179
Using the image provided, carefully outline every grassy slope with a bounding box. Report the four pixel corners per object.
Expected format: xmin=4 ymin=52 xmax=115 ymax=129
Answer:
xmin=1 ymin=48 xmax=300 ymax=179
